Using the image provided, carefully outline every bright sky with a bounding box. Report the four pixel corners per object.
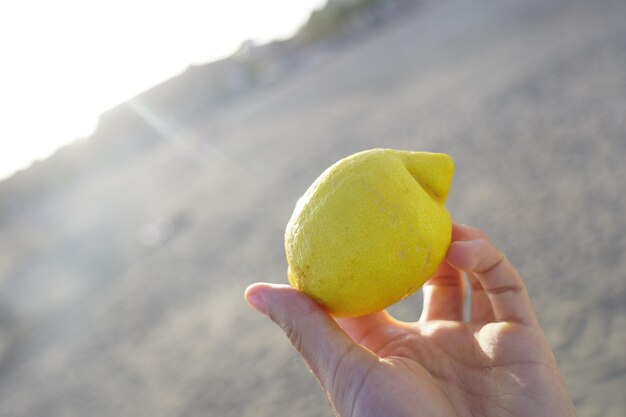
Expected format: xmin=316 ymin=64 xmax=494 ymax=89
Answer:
xmin=0 ymin=0 xmax=326 ymax=180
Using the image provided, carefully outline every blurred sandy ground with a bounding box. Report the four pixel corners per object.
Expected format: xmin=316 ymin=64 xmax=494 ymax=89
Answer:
xmin=0 ymin=0 xmax=625 ymax=415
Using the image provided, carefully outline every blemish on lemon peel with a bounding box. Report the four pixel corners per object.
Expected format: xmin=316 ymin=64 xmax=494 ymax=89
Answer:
xmin=285 ymin=149 xmax=454 ymax=317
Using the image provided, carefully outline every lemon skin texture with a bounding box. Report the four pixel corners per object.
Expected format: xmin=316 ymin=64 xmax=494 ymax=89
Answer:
xmin=285 ymin=149 xmax=454 ymax=317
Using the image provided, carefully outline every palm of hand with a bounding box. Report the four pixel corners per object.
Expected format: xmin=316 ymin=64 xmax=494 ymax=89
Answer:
xmin=329 ymin=224 xmax=573 ymax=417
xmin=337 ymin=315 xmax=560 ymax=417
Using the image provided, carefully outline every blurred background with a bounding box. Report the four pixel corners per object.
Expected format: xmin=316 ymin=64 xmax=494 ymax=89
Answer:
xmin=0 ymin=0 xmax=625 ymax=415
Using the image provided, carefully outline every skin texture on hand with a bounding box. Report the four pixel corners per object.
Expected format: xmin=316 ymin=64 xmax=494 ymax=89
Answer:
xmin=245 ymin=224 xmax=577 ymax=417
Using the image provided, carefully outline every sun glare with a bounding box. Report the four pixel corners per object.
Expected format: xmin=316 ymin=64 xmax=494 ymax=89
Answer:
xmin=0 ymin=0 xmax=326 ymax=180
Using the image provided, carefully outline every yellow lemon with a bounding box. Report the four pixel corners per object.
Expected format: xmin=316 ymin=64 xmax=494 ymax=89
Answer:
xmin=285 ymin=149 xmax=454 ymax=317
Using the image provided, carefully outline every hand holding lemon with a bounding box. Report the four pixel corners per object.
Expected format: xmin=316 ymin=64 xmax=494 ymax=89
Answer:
xmin=245 ymin=149 xmax=576 ymax=417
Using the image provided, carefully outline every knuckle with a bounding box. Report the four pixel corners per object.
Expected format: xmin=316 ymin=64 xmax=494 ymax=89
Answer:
xmin=476 ymin=251 xmax=505 ymax=275
xmin=484 ymin=284 xmax=524 ymax=295
xmin=283 ymin=321 xmax=303 ymax=353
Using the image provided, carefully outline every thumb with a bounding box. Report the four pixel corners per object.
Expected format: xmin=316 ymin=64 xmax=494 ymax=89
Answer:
xmin=244 ymin=283 xmax=378 ymax=397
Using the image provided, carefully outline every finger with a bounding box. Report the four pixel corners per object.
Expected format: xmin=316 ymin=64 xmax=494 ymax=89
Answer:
xmin=420 ymin=260 xmax=466 ymax=321
xmin=245 ymin=283 xmax=378 ymax=393
xmin=452 ymin=223 xmax=488 ymax=242
xmin=335 ymin=311 xmax=395 ymax=352
xmin=468 ymin=273 xmax=495 ymax=323
xmin=452 ymin=224 xmax=496 ymax=323
xmin=447 ymin=239 xmax=539 ymax=327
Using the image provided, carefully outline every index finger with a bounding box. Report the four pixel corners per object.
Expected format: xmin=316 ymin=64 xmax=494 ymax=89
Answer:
xmin=446 ymin=225 xmax=539 ymax=327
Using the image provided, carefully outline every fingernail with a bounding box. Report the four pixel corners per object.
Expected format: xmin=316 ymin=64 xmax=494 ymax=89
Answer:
xmin=247 ymin=293 xmax=268 ymax=315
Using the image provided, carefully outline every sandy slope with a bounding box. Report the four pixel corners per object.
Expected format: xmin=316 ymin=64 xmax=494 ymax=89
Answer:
xmin=0 ymin=0 xmax=625 ymax=415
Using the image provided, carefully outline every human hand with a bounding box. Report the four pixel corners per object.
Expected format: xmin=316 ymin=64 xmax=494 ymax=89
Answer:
xmin=245 ymin=224 xmax=576 ymax=417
